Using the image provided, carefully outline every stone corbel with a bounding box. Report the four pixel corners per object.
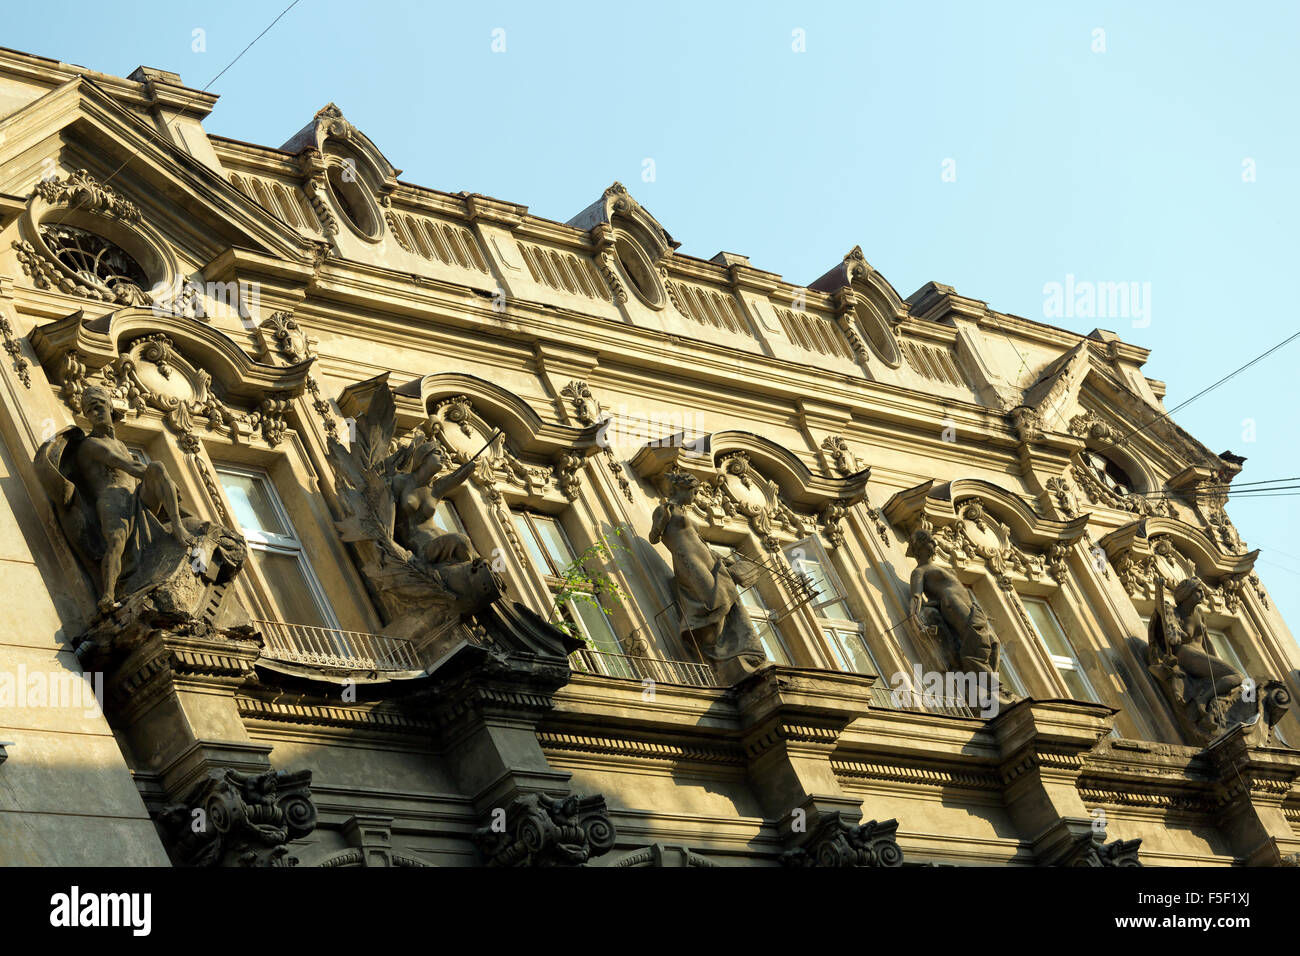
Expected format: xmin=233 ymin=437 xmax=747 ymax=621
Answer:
xmin=735 ymin=667 xmax=892 ymax=855
xmin=1204 ymin=725 xmax=1300 ymax=865
xmin=992 ymin=698 xmax=1130 ymax=865
xmin=154 ymin=766 xmax=318 ymax=867
xmin=474 ymin=791 xmax=616 ymax=867
xmin=780 ymin=811 xmax=904 ymax=867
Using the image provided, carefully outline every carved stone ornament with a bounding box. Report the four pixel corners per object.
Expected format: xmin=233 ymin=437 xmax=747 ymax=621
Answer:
xmin=716 ymin=451 xmax=812 ymax=552
xmin=560 ymin=379 xmax=633 ymax=503
xmin=885 ymin=481 xmax=1088 ymax=594
xmin=1147 ymin=576 xmax=1290 ymax=747
xmin=154 ymin=768 xmax=317 ymax=867
xmin=820 ymin=434 xmax=861 ymax=477
xmin=475 ymin=792 xmax=616 ymax=867
xmin=12 ymin=170 xmax=179 ymax=307
xmin=327 ymin=385 xmax=501 ymax=644
xmin=1098 ymin=518 xmax=1265 ymax=612
xmin=31 ymin=309 xmax=313 ymax=454
xmin=1060 ymin=830 xmax=1143 ymax=867
xmin=34 ymin=383 xmax=247 ymax=664
xmin=780 ymin=812 xmax=904 ymax=868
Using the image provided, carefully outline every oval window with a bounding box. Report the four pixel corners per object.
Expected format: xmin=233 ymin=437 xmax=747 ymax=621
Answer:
xmin=854 ymin=300 xmax=902 ymax=367
xmin=615 ymin=234 xmax=664 ymax=308
xmin=326 ymin=161 xmax=380 ymax=239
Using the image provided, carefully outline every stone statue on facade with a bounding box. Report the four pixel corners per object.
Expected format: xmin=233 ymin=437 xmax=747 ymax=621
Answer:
xmin=35 ymin=384 xmax=246 ymax=661
xmin=906 ymin=526 xmax=1009 ymax=708
xmin=1148 ymin=576 xmax=1290 ymax=746
xmin=327 ymin=386 xmax=500 ymax=642
xmin=650 ymin=471 xmax=766 ymax=683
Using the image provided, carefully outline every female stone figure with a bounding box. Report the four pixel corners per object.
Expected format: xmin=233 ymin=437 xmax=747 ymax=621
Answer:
xmin=389 ymin=438 xmax=477 ymax=567
xmin=1151 ymin=577 xmax=1242 ymax=695
xmin=907 ymin=526 xmax=1001 ymax=683
xmin=650 ymin=472 xmax=765 ymax=682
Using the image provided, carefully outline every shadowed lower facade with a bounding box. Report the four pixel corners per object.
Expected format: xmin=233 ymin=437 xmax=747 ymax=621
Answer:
xmin=0 ymin=46 xmax=1297 ymax=867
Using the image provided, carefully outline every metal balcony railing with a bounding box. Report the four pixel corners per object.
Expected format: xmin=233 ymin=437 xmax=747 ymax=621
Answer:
xmin=254 ymin=620 xmax=421 ymax=672
xmin=870 ymin=683 xmax=976 ymax=718
xmin=570 ymin=647 xmax=720 ymax=687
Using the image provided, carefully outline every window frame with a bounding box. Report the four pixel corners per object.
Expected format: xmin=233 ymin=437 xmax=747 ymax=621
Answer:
xmin=214 ymin=462 xmax=339 ymax=630
xmin=1020 ymin=594 xmax=1100 ymax=703
xmin=509 ymin=507 xmax=626 ymax=662
xmin=784 ymin=536 xmax=878 ymax=675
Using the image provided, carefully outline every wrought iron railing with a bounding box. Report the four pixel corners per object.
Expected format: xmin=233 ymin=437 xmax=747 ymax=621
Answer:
xmin=254 ymin=620 xmax=421 ymax=672
xmin=870 ymin=682 xmax=976 ymax=718
xmin=570 ymin=647 xmax=719 ymax=687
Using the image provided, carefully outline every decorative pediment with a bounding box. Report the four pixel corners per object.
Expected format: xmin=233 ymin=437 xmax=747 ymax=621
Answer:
xmin=630 ymin=430 xmax=870 ymax=550
xmin=807 ymin=246 xmax=908 ymax=369
xmin=281 ymin=103 xmax=400 ymax=242
xmin=1097 ymin=517 xmax=1264 ymax=611
xmin=0 ymin=75 xmax=317 ymax=273
xmin=883 ymin=479 xmax=1089 ymax=589
xmin=30 ymin=307 xmax=312 ymax=450
xmin=566 ymin=182 xmax=678 ymax=260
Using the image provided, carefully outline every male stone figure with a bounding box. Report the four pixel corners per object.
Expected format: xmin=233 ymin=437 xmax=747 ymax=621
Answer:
xmin=79 ymin=386 xmax=190 ymax=611
xmin=36 ymin=384 xmax=191 ymax=614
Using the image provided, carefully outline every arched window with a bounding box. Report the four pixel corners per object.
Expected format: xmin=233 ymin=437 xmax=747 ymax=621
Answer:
xmin=1082 ymin=449 xmax=1135 ymax=496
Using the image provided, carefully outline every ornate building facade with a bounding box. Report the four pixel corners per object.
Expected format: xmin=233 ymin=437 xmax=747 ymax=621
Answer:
xmin=0 ymin=47 xmax=1296 ymax=867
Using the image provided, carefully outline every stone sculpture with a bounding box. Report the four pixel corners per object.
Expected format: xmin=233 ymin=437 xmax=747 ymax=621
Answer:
xmin=650 ymin=471 xmax=766 ymax=684
xmin=327 ymin=386 xmax=500 ymax=642
xmin=35 ymin=384 xmax=246 ymax=661
xmin=906 ymin=525 xmax=1008 ymax=708
xmin=1148 ymin=576 xmax=1290 ymax=746
xmin=475 ymin=792 xmax=616 ymax=867
xmin=154 ymin=768 xmax=317 ymax=867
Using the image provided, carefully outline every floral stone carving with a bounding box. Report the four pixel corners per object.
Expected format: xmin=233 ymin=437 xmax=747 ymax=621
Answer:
xmin=155 ymin=768 xmax=317 ymax=867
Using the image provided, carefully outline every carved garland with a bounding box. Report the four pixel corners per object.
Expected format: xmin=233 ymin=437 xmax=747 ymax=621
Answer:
xmin=0 ymin=315 xmax=31 ymax=387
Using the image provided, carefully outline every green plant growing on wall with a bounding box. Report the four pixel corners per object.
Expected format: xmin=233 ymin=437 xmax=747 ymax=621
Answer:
xmin=550 ymin=529 xmax=629 ymax=648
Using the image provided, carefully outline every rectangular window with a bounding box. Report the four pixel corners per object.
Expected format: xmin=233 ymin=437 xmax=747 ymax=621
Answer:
xmin=1207 ymin=628 xmax=1247 ymax=674
xmin=786 ymin=538 xmax=877 ymax=674
xmin=710 ymin=544 xmax=791 ymax=665
xmin=216 ymin=465 xmax=337 ymax=629
xmin=1022 ymin=595 xmax=1098 ymax=703
xmin=510 ymin=509 xmax=625 ymax=666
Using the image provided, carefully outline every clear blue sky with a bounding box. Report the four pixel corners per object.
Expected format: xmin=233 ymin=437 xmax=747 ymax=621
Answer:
xmin=7 ymin=1 xmax=1300 ymax=642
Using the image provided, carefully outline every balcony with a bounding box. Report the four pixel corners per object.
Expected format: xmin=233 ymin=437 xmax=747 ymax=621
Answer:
xmin=569 ymin=647 xmax=720 ymax=687
xmin=253 ymin=620 xmax=421 ymax=672
xmin=870 ymin=683 xmax=976 ymax=718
